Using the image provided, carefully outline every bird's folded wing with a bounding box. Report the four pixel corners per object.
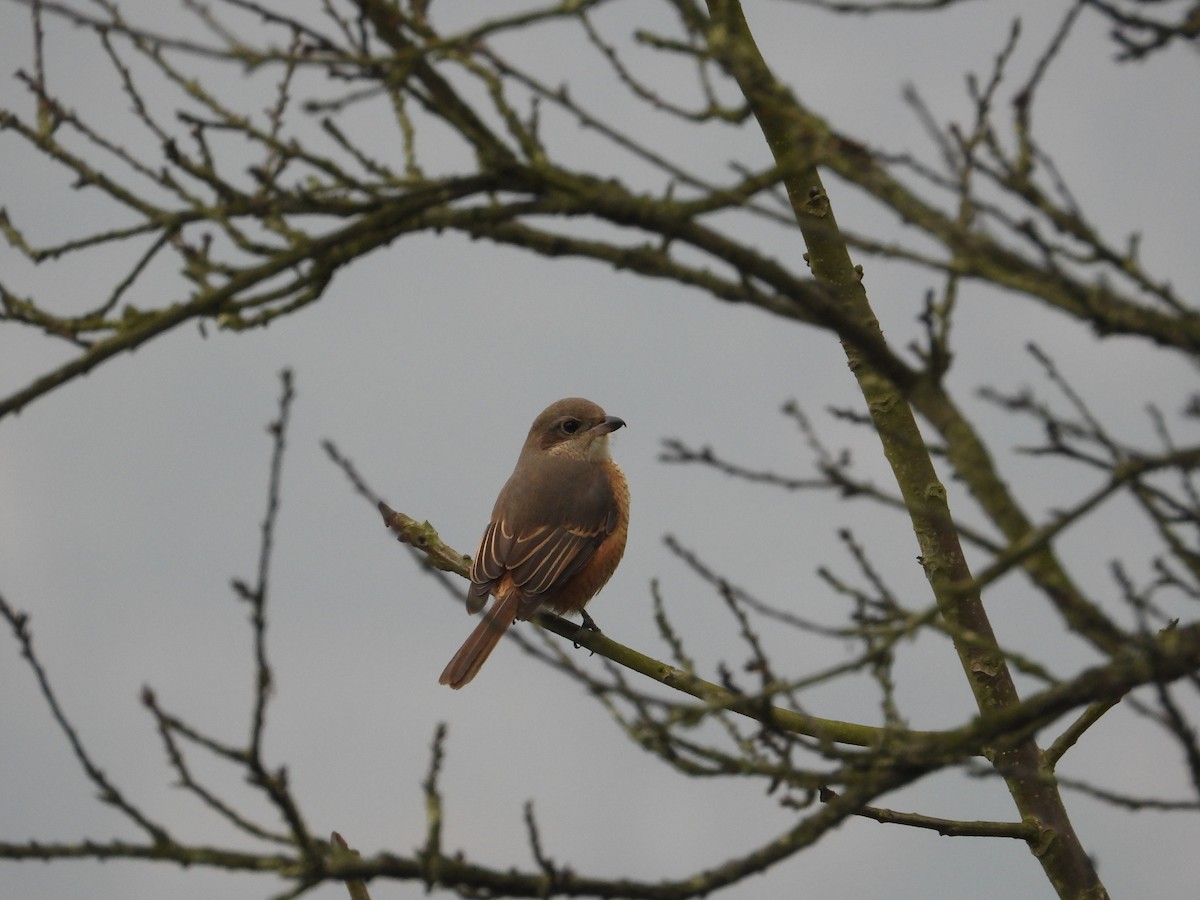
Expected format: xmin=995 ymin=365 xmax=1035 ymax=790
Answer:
xmin=470 ymin=519 xmax=609 ymax=618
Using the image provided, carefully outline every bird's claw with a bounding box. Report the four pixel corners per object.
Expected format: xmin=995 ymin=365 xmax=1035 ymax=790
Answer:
xmin=573 ymin=610 xmax=601 ymax=651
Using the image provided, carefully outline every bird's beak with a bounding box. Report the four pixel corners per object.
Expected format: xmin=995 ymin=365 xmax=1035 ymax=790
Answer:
xmin=593 ymin=415 xmax=626 ymax=434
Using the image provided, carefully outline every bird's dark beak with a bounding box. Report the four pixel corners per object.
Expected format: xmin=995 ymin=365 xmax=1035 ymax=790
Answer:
xmin=593 ymin=415 xmax=626 ymax=434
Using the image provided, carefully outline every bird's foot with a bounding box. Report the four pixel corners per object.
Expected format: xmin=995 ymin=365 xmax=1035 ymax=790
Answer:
xmin=572 ymin=610 xmax=601 ymax=650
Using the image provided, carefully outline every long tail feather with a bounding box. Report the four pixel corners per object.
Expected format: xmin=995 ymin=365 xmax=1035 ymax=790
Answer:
xmin=438 ymin=589 xmax=520 ymax=688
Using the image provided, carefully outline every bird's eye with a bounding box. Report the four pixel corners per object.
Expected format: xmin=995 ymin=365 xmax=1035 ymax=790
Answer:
xmin=560 ymin=419 xmax=581 ymax=434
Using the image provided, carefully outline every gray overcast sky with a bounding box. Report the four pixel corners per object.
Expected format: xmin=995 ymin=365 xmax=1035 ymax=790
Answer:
xmin=2 ymin=2 xmax=1199 ymax=898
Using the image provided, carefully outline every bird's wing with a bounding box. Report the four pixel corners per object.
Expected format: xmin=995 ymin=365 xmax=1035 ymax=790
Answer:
xmin=468 ymin=503 xmax=618 ymax=618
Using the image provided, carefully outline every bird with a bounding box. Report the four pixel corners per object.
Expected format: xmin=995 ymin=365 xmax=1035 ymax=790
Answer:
xmin=438 ymin=397 xmax=629 ymax=689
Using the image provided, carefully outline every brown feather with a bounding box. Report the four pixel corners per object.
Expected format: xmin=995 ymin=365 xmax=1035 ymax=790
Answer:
xmin=438 ymin=585 xmax=522 ymax=689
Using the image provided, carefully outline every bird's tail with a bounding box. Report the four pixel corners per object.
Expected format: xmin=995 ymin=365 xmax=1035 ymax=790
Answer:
xmin=438 ymin=588 xmax=521 ymax=688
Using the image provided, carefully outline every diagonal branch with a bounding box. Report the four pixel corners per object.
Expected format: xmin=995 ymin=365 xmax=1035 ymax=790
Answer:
xmin=701 ymin=2 xmax=1107 ymax=896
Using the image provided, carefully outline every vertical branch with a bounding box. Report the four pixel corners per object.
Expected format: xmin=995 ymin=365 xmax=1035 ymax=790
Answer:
xmin=702 ymin=3 xmax=1107 ymax=898
xmin=247 ymin=369 xmax=294 ymax=754
xmin=230 ymin=369 xmax=316 ymax=859
xmin=418 ymin=724 xmax=447 ymax=889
